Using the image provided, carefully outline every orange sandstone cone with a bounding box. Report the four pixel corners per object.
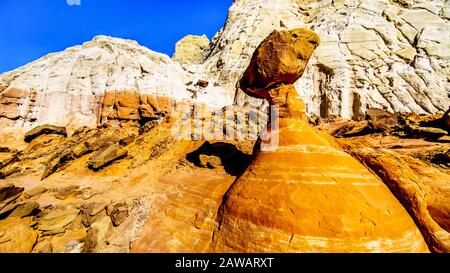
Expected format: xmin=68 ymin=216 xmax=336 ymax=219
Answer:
xmin=211 ymin=29 xmax=428 ymax=253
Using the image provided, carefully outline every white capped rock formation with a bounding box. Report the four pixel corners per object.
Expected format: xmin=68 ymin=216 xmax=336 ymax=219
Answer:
xmin=1 ymin=0 xmax=449 ymax=134
xmin=0 ymin=36 xmax=231 ymax=134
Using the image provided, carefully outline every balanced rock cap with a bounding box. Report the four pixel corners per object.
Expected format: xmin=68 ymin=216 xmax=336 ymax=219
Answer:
xmin=239 ymin=28 xmax=320 ymax=99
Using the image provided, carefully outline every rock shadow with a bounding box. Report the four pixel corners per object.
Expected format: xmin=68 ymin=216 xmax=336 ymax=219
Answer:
xmin=186 ymin=142 xmax=253 ymax=177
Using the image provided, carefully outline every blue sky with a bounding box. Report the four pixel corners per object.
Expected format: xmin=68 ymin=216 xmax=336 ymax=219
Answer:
xmin=0 ymin=0 xmax=232 ymax=73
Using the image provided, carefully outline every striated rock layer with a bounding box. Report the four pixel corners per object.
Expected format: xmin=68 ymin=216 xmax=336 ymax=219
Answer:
xmin=337 ymin=138 xmax=450 ymax=253
xmin=211 ymin=85 xmax=428 ymax=252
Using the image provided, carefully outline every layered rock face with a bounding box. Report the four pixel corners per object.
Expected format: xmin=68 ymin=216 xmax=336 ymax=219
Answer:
xmin=342 ymin=142 xmax=450 ymax=252
xmin=0 ymin=36 xmax=230 ymax=136
xmin=211 ymin=28 xmax=428 ymax=253
xmin=198 ymin=0 xmax=450 ymax=118
xmin=1 ymin=0 xmax=449 ymax=138
xmin=317 ymin=113 xmax=450 ymax=252
xmin=0 ymin=36 xmax=187 ymax=132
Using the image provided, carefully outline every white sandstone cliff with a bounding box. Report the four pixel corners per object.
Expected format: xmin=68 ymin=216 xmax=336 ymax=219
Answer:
xmin=1 ymin=0 xmax=449 ymax=135
xmin=191 ymin=0 xmax=449 ymax=119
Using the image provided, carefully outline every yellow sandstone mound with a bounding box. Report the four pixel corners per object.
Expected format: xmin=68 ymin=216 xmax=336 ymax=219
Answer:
xmin=210 ymin=29 xmax=429 ymax=253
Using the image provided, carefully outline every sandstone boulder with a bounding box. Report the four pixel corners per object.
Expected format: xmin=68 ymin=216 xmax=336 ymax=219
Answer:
xmin=367 ymin=108 xmax=398 ymax=132
xmin=0 ymin=184 xmax=24 ymax=210
xmin=199 ymin=155 xmax=222 ymax=169
xmin=24 ymin=185 xmax=47 ymax=198
xmin=38 ymin=208 xmax=80 ymax=232
xmin=51 ymin=229 xmax=87 ymax=253
xmin=88 ymin=144 xmax=128 ymax=170
xmin=9 ymin=202 xmax=40 ymax=218
xmin=0 ymin=218 xmax=37 ymax=253
xmin=71 ymin=126 xmax=93 ymax=138
xmin=32 ymin=241 xmax=53 ymax=253
xmin=240 ymin=29 xmax=320 ymax=96
xmin=341 ymin=145 xmax=450 ymax=253
xmin=443 ymin=107 xmax=450 ymax=132
xmin=408 ymin=126 xmax=448 ymax=139
xmin=24 ymin=125 xmax=67 ymax=143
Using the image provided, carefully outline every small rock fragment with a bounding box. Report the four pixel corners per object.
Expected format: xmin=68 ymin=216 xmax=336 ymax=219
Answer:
xmin=0 ymin=184 xmax=24 ymax=210
xmin=409 ymin=126 xmax=448 ymax=139
xmin=83 ymin=216 xmax=113 ymax=253
xmin=9 ymin=202 xmax=40 ymax=218
xmin=109 ymin=203 xmax=129 ymax=226
xmin=199 ymin=155 xmax=222 ymax=169
xmin=24 ymin=125 xmax=67 ymax=143
xmin=38 ymin=208 xmax=80 ymax=231
xmin=88 ymin=144 xmax=128 ymax=170
xmin=24 ymin=185 xmax=47 ymax=198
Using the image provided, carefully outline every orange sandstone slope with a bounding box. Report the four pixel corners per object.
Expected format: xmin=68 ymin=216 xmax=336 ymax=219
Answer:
xmin=211 ymin=85 xmax=428 ymax=253
xmin=210 ymin=29 xmax=429 ymax=253
xmin=336 ymin=135 xmax=450 ymax=253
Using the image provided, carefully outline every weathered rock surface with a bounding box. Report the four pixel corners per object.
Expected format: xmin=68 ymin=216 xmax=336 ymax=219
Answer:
xmin=212 ymin=85 xmax=428 ymax=253
xmin=0 ymin=0 xmax=449 ymax=254
xmin=84 ymin=216 xmax=113 ymax=253
xmin=0 ymin=218 xmax=37 ymax=253
xmin=199 ymin=155 xmax=222 ymax=169
xmin=32 ymin=241 xmax=53 ymax=253
xmin=408 ymin=126 xmax=448 ymax=139
xmin=100 ymin=92 xmax=194 ymax=123
xmin=9 ymin=202 xmax=40 ymax=218
xmin=367 ymin=108 xmax=399 ymax=132
xmin=0 ymin=36 xmax=202 ymax=136
xmin=24 ymin=185 xmax=47 ymax=198
xmin=319 ymin=109 xmax=450 ymax=140
xmin=108 ymin=203 xmax=129 ymax=227
xmin=316 ymin=113 xmax=450 ymax=252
